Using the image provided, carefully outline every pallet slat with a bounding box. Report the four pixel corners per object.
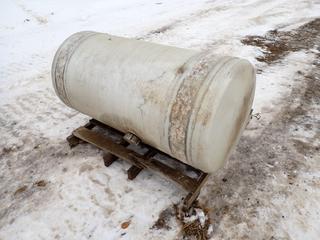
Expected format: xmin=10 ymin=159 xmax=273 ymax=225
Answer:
xmin=69 ymin=119 xmax=209 ymax=209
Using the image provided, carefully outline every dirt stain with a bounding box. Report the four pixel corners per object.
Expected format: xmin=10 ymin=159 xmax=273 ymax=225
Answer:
xmin=13 ymin=186 xmax=28 ymax=196
xmin=34 ymin=180 xmax=47 ymax=187
xmin=121 ymin=220 xmax=131 ymax=229
xmin=79 ymin=164 xmax=94 ymax=175
xmin=150 ymin=25 xmax=172 ymax=35
xmin=176 ymin=65 xmax=185 ymax=75
xmin=176 ymin=202 xmax=212 ymax=240
xmin=152 ymin=203 xmax=212 ymax=239
xmin=152 ymin=206 xmax=175 ymax=230
xmin=242 ymin=18 xmax=320 ymax=64
xmin=89 ymin=177 xmax=105 ymax=187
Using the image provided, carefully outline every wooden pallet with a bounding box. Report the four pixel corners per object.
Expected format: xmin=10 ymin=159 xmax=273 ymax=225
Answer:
xmin=67 ymin=119 xmax=209 ymax=210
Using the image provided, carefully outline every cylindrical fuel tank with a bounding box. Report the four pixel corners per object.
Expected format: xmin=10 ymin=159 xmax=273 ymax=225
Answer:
xmin=52 ymin=31 xmax=255 ymax=173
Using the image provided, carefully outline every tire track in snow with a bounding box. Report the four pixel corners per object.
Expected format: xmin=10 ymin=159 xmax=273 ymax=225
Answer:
xmin=15 ymin=0 xmax=48 ymax=24
xmin=139 ymin=0 xmax=319 ymax=60
xmin=0 ymin=53 xmax=49 ymax=88
xmin=0 ymin=86 xmax=78 ymax=154
xmin=0 ymin=78 xmax=85 ymax=229
xmin=139 ymin=0 xmax=285 ymax=41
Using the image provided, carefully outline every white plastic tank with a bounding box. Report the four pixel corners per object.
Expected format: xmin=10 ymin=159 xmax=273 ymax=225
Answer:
xmin=52 ymin=31 xmax=255 ymax=173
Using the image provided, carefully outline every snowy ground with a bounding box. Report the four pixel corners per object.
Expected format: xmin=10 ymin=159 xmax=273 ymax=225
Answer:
xmin=0 ymin=0 xmax=319 ymax=239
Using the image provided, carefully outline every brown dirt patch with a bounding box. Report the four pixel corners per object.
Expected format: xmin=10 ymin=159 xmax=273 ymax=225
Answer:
xmin=13 ymin=186 xmax=28 ymax=196
xmin=175 ymin=202 xmax=212 ymax=240
xmin=152 ymin=206 xmax=175 ymax=230
xmin=121 ymin=220 xmax=131 ymax=229
xmin=34 ymin=180 xmax=47 ymax=187
xmin=152 ymin=202 xmax=212 ymax=239
xmin=201 ymin=19 xmax=320 ymax=239
xmin=242 ymin=18 xmax=320 ymax=64
xmin=150 ymin=25 xmax=172 ymax=35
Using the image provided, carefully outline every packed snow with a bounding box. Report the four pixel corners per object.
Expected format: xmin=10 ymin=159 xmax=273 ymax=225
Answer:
xmin=0 ymin=0 xmax=319 ymax=239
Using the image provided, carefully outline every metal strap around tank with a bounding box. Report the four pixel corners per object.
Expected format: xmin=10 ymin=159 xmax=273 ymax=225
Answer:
xmin=167 ymin=53 xmax=212 ymax=163
xmin=185 ymin=57 xmax=236 ymax=166
xmin=52 ymin=31 xmax=98 ymax=107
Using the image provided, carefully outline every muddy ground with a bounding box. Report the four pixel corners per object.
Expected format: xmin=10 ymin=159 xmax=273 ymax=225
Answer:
xmin=153 ymin=19 xmax=320 ymax=239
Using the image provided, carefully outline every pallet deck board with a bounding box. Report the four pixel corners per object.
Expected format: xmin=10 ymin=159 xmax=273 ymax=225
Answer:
xmin=68 ymin=119 xmax=209 ymax=210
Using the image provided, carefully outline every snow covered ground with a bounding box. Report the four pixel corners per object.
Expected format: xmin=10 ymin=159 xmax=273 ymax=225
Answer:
xmin=0 ymin=0 xmax=319 ymax=239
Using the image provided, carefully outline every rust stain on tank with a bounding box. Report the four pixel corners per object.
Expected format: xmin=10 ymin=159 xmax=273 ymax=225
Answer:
xmin=138 ymin=72 xmax=168 ymax=106
xmin=52 ymin=32 xmax=97 ymax=107
xmin=199 ymin=110 xmax=211 ymax=126
xmin=140 ymin=83 xmax=163 ymax=105
xmin=168 ymin=57 xmax=211 ymax=161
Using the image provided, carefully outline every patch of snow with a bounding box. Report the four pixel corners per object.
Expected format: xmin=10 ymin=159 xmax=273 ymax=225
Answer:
xmin=0 ymin=0 xmax=319 ymax=239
